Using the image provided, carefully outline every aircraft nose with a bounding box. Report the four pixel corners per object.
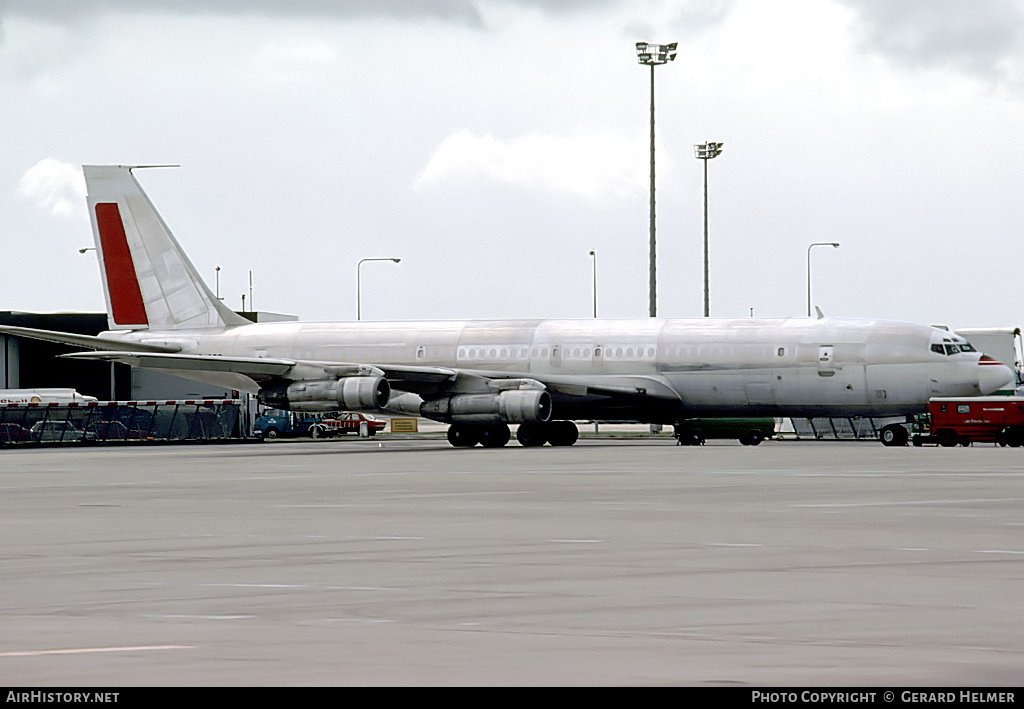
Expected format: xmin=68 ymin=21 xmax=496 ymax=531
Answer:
xmin=977 ymin=355 xmax=1015 ymax=394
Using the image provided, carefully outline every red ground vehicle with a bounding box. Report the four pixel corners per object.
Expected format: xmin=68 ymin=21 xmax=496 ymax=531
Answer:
xmin=310 ymin=412 xmax=387 ymax=438
xmin=913 ymin=397 xmax=1024 ymax=447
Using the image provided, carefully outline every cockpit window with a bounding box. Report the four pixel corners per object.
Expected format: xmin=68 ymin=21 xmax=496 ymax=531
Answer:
xmin=932 ymin=342 xmax=978 ymax=356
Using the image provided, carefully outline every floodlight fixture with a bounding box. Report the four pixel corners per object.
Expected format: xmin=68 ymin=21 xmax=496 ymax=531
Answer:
xmin=694 ymin=142 xmax=724 ymax=160
xmin=636 ymin=42 xmax=678 ymax=65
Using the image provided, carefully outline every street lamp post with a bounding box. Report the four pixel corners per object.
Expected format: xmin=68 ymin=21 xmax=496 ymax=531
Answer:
xmin=589 ymin=249 xmax=599 ymax=434
xmin=636 ymin=41 xmax=677 ymax=318
xmin=357 ymin=257 xmax=401 ymax=321
xmin=589 ymin=249 xmax=597 ymax=318
xmin=694 ymin=142 xmax=723 ymax=317
xmin=806 ymin=242 xmax=840 ymax=317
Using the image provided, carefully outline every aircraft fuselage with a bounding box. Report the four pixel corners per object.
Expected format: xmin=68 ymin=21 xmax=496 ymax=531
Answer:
xmin=108 ymin=314 xmax=1001 ymax=423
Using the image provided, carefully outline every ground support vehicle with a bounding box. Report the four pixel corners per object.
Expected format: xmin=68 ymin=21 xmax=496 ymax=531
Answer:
xmin=310 ymin=412 xmax=387 ymax=438
xmin=673 ymin=418 xmax=776 ymax=446
xmin=912 ymin=397 xmax=1024 ymax=447
xmin=254 ymin=410 xmax=331 ymax=439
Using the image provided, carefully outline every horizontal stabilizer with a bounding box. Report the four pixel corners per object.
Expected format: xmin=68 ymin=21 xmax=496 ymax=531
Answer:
xmin=60 ymin=351 xmax=297 ymax=378
xmin=0 ymin=325 xmax=181 ymax=353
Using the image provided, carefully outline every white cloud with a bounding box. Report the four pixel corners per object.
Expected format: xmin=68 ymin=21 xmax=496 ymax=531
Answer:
xmin=17 ymin=158 xmax=86 ymax=219
xmin=256 ymin=39 xmax=340 ymax=81
xmin=414 ymin=129 xmax=649 ymax=201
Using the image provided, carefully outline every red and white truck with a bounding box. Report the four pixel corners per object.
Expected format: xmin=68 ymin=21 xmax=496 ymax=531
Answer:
xmin=913 ymin=397 xmax=1024 ymax=447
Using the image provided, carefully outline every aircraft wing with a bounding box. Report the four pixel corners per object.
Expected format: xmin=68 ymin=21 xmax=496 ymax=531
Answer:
xmin=59 ymin=350 xmax=682 ymax=409
xmin=61 ymin=351 xmax=458 ymax=384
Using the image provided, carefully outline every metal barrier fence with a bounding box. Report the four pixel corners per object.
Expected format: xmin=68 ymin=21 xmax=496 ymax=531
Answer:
xmin=0 ymin=400 xmax=243 ymax=446
xmin=784 ymin=417 xmax=895 ymax=440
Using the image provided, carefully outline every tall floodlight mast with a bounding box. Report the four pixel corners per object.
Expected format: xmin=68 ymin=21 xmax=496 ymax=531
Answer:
xmin=636 ymin=41 xmax=677 ymax=318
xmin=694 ymin=141 xmax=723 ymax=317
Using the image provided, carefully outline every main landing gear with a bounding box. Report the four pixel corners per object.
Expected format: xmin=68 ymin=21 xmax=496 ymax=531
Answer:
xmin=446 ymin=421 xmax=579 ymax=448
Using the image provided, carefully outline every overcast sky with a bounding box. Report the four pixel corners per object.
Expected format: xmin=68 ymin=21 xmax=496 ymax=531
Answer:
xmin=3 ymin=0 xmax=1023 ymax=331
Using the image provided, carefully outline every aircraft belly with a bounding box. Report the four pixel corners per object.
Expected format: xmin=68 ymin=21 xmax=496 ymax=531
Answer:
xmin=668 ymin=365 xmax=873 ymax=417
xmin=772 ymin=364 xmax=871 ymax=416
xmin=665 ymin=371 xmax=771 ymax=416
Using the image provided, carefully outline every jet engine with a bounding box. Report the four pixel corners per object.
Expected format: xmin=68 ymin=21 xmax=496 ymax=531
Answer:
xmin=259 ymin=376 xmax=390 ymax=412
xmin=419 ymin=390 xmax=552 ymax=424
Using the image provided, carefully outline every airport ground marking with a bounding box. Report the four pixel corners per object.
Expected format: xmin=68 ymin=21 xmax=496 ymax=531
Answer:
xmin=0 ymin=645 xmax=192 ymax=657
xmin=797 ymin=497 xmax=1012 ymax=508
xmin=708 ymin=542 xmax=763 ymax=547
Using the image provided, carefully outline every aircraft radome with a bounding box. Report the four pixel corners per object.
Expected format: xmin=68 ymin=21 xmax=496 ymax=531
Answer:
xmin=0 ymin=165 xmax=1014 ymax=448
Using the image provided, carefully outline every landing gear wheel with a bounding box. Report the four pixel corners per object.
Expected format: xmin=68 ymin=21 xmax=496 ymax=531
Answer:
xmin=516 ymin=423 xmax=548 ymax=447
xmin=879 ymin=424 xmax=908 ymax=447
xmin=673 ymin=424 xmax=704 ymax=446
xmin=447 ymin=424 xmax=481 ymax=447
xmin=547 ymin=421 xmax=579 ymax=447
xmin=479 ymin=424 xmax=511 ymax=448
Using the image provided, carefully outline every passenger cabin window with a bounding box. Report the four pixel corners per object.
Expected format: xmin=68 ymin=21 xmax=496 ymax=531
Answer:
xmin=957 ymin=404 xmax=970 ymax=414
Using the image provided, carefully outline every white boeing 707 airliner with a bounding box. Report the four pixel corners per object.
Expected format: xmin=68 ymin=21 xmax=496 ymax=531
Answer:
xmin=0 ymin=165 xmax=1013 ymax=448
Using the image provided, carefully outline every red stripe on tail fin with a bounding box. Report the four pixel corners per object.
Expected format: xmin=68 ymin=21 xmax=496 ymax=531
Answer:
xmin=95 ymin=202 xmax=148 ymax=327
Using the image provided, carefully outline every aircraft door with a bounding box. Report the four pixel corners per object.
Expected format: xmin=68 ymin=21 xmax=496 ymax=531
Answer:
xmin=818 ymin=345 xmax=836 ymax=376
xmin=550 ymin=345 xmax=562 ymax=367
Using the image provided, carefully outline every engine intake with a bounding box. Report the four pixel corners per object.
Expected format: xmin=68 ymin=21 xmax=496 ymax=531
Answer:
xmin=420 ymin=390 xmax=551 ymax=424
xmin=259 ymin=376 xmax=390 ymax=412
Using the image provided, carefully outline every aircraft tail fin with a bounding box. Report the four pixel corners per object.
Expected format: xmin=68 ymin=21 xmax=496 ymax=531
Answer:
xmin=84 ymin=165 xmax=249 ymax=331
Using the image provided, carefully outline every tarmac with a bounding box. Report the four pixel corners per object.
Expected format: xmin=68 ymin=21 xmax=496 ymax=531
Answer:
xmin=2 ymin=436 xmax=1023 ymax=686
